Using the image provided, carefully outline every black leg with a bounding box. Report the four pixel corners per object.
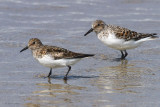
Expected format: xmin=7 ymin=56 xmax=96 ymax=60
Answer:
xmin=121 ymin=50 xmax=128 ymax=59
xmin=47 ymin=68 xmax=52 ymax=77
xmin=121 ymin=51 xmax=125 ymax=59
xmin=63 ymin=66 xmax=71 ymax=80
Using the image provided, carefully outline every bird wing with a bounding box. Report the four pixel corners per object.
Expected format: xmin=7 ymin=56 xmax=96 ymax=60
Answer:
xmin=41 ymin=45 xmax=93 ymax=60
xmin=108 ymin=25 xmax=157 ymax=41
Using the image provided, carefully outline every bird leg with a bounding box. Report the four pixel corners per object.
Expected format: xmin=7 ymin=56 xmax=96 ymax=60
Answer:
xmin=120 ymin=50 xmax=128 ymax=59
xmin=120 ymin=51 xmax=125 ymax=59
xmin=47 ymin=68 xmax=52 ymax=77
xmin=64 ymin=66 xmax=71 ymax=80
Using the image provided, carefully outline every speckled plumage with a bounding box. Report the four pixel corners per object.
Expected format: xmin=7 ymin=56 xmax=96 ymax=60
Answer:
xmin=26 ymin=38 xmax=93 ymax=59
xmin=90 ymin=20 xmax=157 ymax=41
xmin=84 ymin=20 xmax=158 ymax=59
xmin=106 ymin=24 xmax=157 ymax=41
xmin=20 ymin=38 xmax=94 ymax=79
xmin=32 ymin=45 xmax=92 ymax=60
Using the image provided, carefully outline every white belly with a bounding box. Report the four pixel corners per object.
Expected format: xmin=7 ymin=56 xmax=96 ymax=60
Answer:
xmin=36 ymin=55 xmax=81 ymax=68
xmin=98 ymin=33 xmax=142 ymax=50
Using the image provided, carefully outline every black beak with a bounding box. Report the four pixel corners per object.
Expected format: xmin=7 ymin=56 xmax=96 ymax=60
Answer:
xmin=84 ymin=28 xmax=93 ymax=36
xmin=20 ymin=46 xmax=28 ymax=53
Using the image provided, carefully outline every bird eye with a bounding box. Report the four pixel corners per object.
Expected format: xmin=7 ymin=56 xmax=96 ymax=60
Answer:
xmin=32 ymin=42 xmax=35 ymax=44
xmin=97 ymin=24 xmax=100 ymax=26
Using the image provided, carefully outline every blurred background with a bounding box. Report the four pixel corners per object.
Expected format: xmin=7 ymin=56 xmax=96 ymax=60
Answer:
xmin=0 ymin=0 xmax=160 ymax=107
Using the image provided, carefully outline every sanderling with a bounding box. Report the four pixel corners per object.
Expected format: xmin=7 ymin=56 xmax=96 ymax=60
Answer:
xmin=20 ymin=38 xmax=94 ymax=80
xmin=84 ymin=20 xmax=158 ymax=59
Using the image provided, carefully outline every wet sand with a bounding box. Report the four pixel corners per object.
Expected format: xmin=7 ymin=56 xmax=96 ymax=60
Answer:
xmin=0 ymin=0 xmax=160 ymax=107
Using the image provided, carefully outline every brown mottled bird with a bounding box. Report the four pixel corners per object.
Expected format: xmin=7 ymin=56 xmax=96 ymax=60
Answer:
xmin=84 ymin=20 xmax=158 ymax=59
xmin=20 ymin=38 xmax=94 ymax=80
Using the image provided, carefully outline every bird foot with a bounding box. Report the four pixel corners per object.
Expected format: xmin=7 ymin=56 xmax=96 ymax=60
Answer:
xmin=63 ymin=76 xmax=68 ymax=80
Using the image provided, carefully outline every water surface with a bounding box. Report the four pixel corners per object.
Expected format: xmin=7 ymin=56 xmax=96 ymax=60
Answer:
xmin=0 ymin=0 xmax=160 ymax=107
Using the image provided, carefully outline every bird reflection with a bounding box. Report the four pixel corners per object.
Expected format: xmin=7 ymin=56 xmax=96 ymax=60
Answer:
xmin=25 ymin=79 xmax=86 ymax=106
xmin=96 ymin=59 xmax=142 ymax=93
xmin=47 ymin=77 xmax=68 ymax=84
xmin=48 ymin=77 xmax=51 ymax=84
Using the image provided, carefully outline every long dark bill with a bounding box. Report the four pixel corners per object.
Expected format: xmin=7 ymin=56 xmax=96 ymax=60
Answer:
xmin=84 ymin=28 xmax=93 ymax=36
xmin=20 ymin=46 xmax=28 ymax=53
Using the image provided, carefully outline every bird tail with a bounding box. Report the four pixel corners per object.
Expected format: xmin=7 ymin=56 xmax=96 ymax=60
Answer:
xmin=136 ymin=33 xmax=158 ymax=43
xmin=65 ymin=53 xmax=94 ymax=59
xmin=74 ymin=54 xmax=94 ymax=58
xmin=150 ymin=33 xmax=158 ymax=39
xmin=83 ymin=54 xmax=95 ymax=57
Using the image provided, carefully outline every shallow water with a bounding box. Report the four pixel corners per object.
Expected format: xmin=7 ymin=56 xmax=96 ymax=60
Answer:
xmin=0 ymin=0 xmax=160 ymax=107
